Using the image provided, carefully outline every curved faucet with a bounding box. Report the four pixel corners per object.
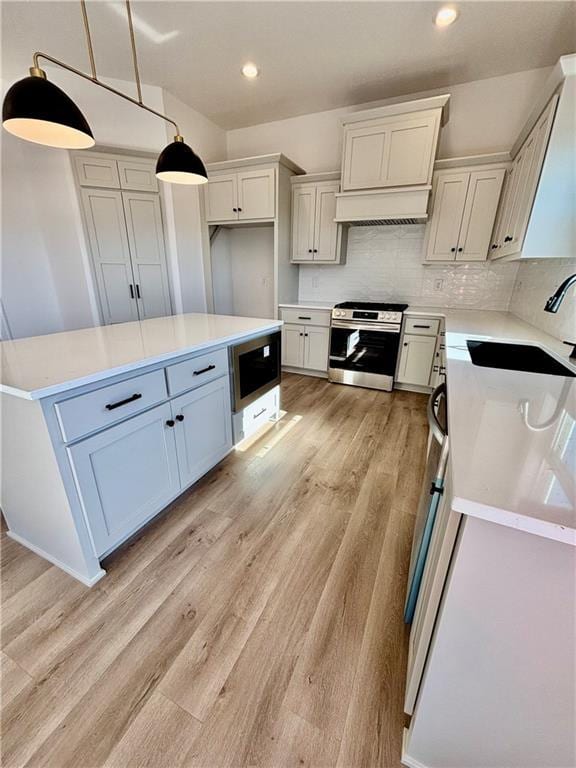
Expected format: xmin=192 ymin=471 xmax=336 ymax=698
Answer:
xmin=544 ymin=273 xmax=576 ymax=313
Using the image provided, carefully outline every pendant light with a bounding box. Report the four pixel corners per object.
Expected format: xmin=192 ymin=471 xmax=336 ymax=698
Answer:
xmin=1 ymin=0 xmax=207 ymax=185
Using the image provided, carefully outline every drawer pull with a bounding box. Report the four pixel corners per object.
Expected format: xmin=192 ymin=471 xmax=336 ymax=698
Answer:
xmin=413 ymin=324 xmax=431 ymax=329
xmin=253 ymin=407 xmax=267 ymax=419
xmin=105 ymin=393 xmax=142 ymax=411
xmin=193 ymin=364 xmax=216 ymax=376
xmin=298 ymin=316 xmax=312 ymax=320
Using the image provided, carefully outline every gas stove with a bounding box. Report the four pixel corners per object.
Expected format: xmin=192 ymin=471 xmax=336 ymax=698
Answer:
xmin=332 ymin=301 xmax=408 ymax=325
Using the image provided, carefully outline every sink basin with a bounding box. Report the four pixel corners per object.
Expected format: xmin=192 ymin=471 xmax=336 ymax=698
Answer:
xmin=466 ymin=340 xmax=575 ymax=377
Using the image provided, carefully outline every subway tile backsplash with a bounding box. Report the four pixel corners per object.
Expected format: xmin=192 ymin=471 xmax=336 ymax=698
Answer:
xmin=298 ymin=225 xmax=520 ymax=310
xmin=509 ymin=258 xmax=576 ymax=342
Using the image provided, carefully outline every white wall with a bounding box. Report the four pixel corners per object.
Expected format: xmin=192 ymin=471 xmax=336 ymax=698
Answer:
xmin=227 ymin=67 xmax=552 ymax=171
xmin=160 ymin=90 xmax=226 ymax=315
xmin=509 ymin=258 xmax=576 ymax=342
xmin=299 ymin=225 xmax=519 ymax=310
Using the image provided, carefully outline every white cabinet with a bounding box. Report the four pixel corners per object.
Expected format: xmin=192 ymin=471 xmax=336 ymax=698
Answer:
xmin=341 ymin=108 xmax=442 ymax=191
xmin=171 ymin=377 xmax=232 ymax=488
xmin=205 ymin=168 xmax=276 ymax=223
xmin=116 ymin=159 xmax=158 ymax=192
xmin=425 ymin=166 xmax=505 ymax=262
xmin=490 ymin=94 xmax=559 ymax=259
xmin=74 ymin=154 xmax=158 ymax=192
xmin=68 ymin=402 xmax=181 ymax=556
xmin=396 ymin=333 xmax=437 ymax=388
xmin=122 ymin=192 xmax=171 ymax=320
xmin=281 ymin=323 xmax=329 ymax=372
xmin=80 ymin=188 xmax=140 ymax=325
xmin=80 ymin=187 xmax=172 ymax=324
xmin=290 ymin=173 xmax=346 ymax=264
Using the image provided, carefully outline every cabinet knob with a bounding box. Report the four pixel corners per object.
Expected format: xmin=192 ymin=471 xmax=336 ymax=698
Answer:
xmin=491 ymin=244 xmax=498 ymax=249
xmin=504 ymin=235 xmax=513 ymax=242
xmin=403 ymin=342 xmax=408 ymax=347
xmin=458 ymin=247 xmax=463 ymax=252
xmin=313 ymin=249 xmax=318 ymax=253
xmin=238 ymin=207 xmax=242 ymax=212
xmin=308 ymin=249 xmax=312 ymax=253
xmin=166 ymin=419 xmax=175 ymax=427
xmin=233 ymin=207 xmax=237 ymax=212
xmin=451 ymin=247 xmax=456 ymax=252
xmin=175 ymin=414 xmax=184 ymax=422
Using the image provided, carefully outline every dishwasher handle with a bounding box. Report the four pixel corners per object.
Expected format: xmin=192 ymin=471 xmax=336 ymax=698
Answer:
xmin=427 ymin=382 xmax=447 ymax=444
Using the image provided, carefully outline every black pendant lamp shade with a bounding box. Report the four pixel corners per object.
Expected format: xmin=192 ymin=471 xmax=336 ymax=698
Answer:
xmin=2 ymin=72 xmax=95 ymax=149
xmin=156 ymin=136 xmax=208 ymax=185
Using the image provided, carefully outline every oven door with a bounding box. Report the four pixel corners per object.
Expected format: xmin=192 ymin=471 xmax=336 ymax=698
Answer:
xmin=232 ymin=332 xmax=281 ymax=412
xmin=329 ymin=321 xmax=401 ymax=377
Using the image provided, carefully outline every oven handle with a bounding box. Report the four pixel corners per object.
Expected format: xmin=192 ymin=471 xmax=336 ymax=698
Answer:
xmin=330 ymin=320 xmax=401 ymax=333
xmin=427 ymin=382 xmax=447 ymax=443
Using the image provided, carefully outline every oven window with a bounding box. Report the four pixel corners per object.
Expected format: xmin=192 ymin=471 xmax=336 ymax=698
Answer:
xmin=238 ymin=340 xmax=280 ymax=400
xmin=329 ymin=327 xmax=400 ymax=376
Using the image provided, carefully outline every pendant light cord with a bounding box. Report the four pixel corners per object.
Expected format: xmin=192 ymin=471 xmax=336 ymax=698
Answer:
xmin=80 ymin=0 xmax=97 ymax=79
xmin=125 ymin=0 xmax=143 ymax=105
xmin=30 ymin=0 xmax=181 ymax=137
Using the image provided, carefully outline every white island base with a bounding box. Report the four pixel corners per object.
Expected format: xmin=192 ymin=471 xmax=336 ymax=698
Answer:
xmin=0 ymin=313 xmax=282 ymax=585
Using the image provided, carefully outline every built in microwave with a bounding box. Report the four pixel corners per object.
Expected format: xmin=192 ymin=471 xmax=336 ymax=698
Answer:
xmin=231 ymin=331 xmax=281 ymax=412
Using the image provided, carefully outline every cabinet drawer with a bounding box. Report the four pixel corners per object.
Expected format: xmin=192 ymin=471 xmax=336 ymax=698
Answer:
xmin=404 ymin=317 xmax=440 ymax=336
xmin=233 ymin=385 xmax=280 ymax=444
xmin=55 ymin=370 xmax=168 ymax=443
xmin=166 ymin=348 xmax=228 ymax=396
xmin=280 ymin=308 xmax=331 ymax=327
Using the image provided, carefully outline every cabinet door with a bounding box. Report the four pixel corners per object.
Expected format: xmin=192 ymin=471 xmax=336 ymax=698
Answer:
xmin=117 ymin=159 xmax=158 ymax=192
xmin=68 ymin=403 xmax=181 ymax=556
xmin=291 ymin=185 xmax=316 ymax=261
xmin=313 ymin=183 xmax=340 ymax=262
xmin=498 ymin=137 xmax=536 ymax=257
xmin=171 ymin=376 xmax=232 ymax=489
xmin=74 ymin=155 xmax=120 ymax=188
xmin=382 ymin=113 xmax=440 ymax=187
xmin=490 ymin=166 xmax=514 ymax=255
xmin=205 ymin=174 xmax=238 ymax=222
xmin=425 ymin=173 xmax=470 ymax=261
xmin=303 ymin=326 xmax=330 ymax=371
xmin=237 ymin=168 xmax=276 ymax=220
xmin=281 ymin=324 xmax=304 ymax=367
xmin=342 ymin=124 xmax=389 ymax=190
xmin=81 ymin=188 xmax=139 ymax=324
xmin=396 ymin=334 xmax=436 ymax=386
xmin=456 ymin=169 xmax=505 ymax=261
xmin=122 ymin=192 xmax=172 ymax=320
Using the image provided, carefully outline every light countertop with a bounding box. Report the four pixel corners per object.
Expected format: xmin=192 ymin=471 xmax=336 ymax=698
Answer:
xmin=278 ymin=300 xmax=335 ymax=311
xmin=433 ymin=310 xmax=575 ymax=546
xmin=0 ymin=313 xmax=282 ymax=400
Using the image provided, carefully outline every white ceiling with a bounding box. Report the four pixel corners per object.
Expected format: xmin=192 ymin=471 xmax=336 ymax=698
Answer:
xmin=2 ymin=1 xmax=575 ymax=129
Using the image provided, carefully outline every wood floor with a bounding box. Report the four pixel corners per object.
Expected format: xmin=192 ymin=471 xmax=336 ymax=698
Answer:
xmin=1 ymin=374 xmax=428 ymax=768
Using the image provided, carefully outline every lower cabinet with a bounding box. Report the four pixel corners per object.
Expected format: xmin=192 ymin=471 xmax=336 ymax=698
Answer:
xmin=171 ymin=377 xmax=232 ymax=488
xmin=68 ymin=402 xmax=181 ymax=556
xmin=68 ymin=375 xmax=232 ymax=556
xmin=396 ymin=334 xmax=437 ymax=387
xmin=281 ymin=323 xmax=330 ymax=372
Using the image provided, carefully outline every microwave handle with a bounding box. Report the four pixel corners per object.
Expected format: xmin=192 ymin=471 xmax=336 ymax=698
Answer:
xmin=427 ymin=382 xmax=447 ymax=444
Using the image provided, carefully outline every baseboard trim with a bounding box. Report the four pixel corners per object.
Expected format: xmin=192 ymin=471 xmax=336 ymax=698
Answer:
xmin=401 ymin=728 xmax=428 ymax=768
xmin=394 ymin=382 xmax=433 ymax=395
xmin=7 ymin=531 xmax=106 ymax=587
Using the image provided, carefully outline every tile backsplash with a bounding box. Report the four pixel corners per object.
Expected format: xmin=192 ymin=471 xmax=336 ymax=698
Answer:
xmin=509 ymin=258 xmax=576 ymax=342
xmin=298 ymin=225 xmax=520 ymax=310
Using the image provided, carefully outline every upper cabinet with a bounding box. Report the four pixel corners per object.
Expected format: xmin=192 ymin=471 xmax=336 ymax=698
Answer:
xmin=425 ymin=164 xmax=506 ymax=262
xmin=342 ymin=110 xmax=442 ymax=191
xmin=490 ymin=54 xmax=575 ymax=261
xmin=335 ymin=95 xmax=450 ymax=225
xmin=205 ymin=165 xmax=276 ymax=223
xmin=290 ymin=172 xmax=347 ymax=264
xmin=74 ymin=154 xmax=158 ymax=192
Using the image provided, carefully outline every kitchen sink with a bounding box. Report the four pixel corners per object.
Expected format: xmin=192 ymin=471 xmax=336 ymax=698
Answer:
xmin=466 ymin=340 xmax=575 ymax=377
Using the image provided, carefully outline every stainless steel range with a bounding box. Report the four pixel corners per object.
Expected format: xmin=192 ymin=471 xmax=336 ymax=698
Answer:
xmin=328 ymin=301 xmax=408 ymax=391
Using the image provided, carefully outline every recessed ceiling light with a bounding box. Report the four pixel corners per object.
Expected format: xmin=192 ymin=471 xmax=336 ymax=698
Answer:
xmin=435 ymin=6 xmax=459 ymax=27
xmin=241 ymin=62 xmax=259 ymax=79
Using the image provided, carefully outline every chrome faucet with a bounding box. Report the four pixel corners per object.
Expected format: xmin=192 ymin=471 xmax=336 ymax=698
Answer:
xmin=544 ymin=273 xmax=576 ymax=359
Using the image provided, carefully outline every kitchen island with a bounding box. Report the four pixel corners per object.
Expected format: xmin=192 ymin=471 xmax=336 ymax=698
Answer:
xmin=0 ymin=313 xmax=282 ymax=585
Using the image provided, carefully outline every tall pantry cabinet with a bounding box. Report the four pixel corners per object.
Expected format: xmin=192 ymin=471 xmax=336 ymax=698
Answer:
xmin=73 ymin=151 xmax=172 ymax=325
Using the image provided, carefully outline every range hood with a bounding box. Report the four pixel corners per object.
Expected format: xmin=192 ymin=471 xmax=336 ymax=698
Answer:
xmin=334 ymin=95 xmax=450 ymax=226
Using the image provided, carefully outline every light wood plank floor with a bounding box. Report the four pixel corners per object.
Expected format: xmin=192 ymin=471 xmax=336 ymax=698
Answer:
xmin=1 ymin=374 xmax=428 ymax=768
